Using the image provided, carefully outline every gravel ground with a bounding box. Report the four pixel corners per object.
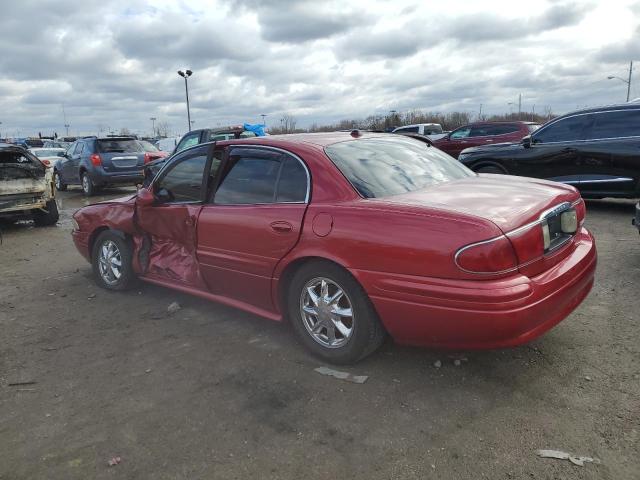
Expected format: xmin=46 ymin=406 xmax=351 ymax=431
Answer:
xmin=1 ymin=187 xmax=638 ymax=479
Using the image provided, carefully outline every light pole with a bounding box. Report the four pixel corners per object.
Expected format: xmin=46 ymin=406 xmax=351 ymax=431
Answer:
xmin=150 ymin=117 xmax=156 ymax=137
xmin=177 ymin=69 xmax=193 ymax=131
xmin=261 ymin=114 xmax=267 ymax=128
xmin=607 ymin=60 xmax=633 ymax=102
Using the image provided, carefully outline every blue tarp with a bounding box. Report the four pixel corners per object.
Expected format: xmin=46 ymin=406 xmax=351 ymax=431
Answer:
xmin=243 ymin=123 xmax=266 ymax=136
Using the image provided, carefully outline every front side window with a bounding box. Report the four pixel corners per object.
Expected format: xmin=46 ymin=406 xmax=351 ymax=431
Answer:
xmin=324 ymin=136 xmax=474 ymax=199
xmin=588 ymin=109 xmax=640 ymax=139
xmin=450 ymin=127 xmax=471 ymax=139
xmin=214 ymin=149 xmax=308 ymax=205
xmin=155 ymin=153 xmax=207 ymax=202
xmin=533 ymin=114 xmax=594 ymax=143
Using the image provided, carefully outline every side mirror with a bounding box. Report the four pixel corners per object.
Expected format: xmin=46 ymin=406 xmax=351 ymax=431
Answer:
xmin=136 ymin=187 xmax=155 ymax=206
xmin=522 ymin=135 xmax=531 ymax=148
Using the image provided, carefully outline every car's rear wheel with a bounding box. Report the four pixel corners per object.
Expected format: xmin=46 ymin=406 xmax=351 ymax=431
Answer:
xmin=54 ymin=171 xmax=67 ymax=191
xmin=287 ymin=261 xmax=386 ymax=364
xmin=81 ymin=172 xmax=96 ymax=196
xmin=475 ymin=165 xmax=506 ymax=174
xmin=91 ymin=230 xmax=135 ymax=291
xmin=33 ymin=199 xmax=59 ymax=226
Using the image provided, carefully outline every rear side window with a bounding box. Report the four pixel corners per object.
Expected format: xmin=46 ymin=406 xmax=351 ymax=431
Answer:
xmin=97 ymin=139 xmax=143 ymax=153
xmin=73 ymin=142 xmax=84 ymax=155
xmin=589 ymin=110 xmax=640 ymax=139
xmin=533 ymin=115 xmax=594 ymax=143
xmin=214 ymin=150 xmax=308 ymax=204
xmin=324 ymin=136 xmax=473 ymax=199
xmin=176 ymin=132 xmax=200 ymax=152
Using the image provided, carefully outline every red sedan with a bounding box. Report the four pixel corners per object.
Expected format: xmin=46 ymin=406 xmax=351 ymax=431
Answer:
xmin=432 ymin=121 xmax=539 ymax=158
xmin=72 ymin=132 xmax=596 ymax=363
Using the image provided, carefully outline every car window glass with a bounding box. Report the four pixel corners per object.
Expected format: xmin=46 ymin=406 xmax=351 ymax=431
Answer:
xmin=215 ymin=156 xmax=281 ymax=204
xmin=276 ymin=157 xmax=307 ymax=202
xmin=589 ymin=110 xmax=640 ymax=139
xmin=176 ymin=132 xmax=200 ymax=152
xmin=397 ymin=126 xmax=419 ymax=133
xmin=325 ymin=136 xmax=474 ymax=199
xmin=156 ymin=154 xmax=207 ymax=202
xmin=450 ymin=127 xmax=471 ymax=139
xmin=73 ymin=143 xmax=83 ymax=155
xmin=534 ymin=115 xmax=594 ymax=143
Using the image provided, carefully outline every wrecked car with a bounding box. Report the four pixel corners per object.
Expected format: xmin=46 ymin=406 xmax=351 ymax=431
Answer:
xmin=0 ymin=143 xmax=59 ymax=226
xmin=71 ymin=132 xmax=596 ymax=363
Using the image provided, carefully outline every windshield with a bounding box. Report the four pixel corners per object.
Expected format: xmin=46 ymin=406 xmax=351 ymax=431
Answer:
xmin=527 ymin=124 xmax=541 ymax=133
xmin=324 ymin=136 xmax=474 ymax=198
xmin=97 ymin=139 xmax=143 ymax=153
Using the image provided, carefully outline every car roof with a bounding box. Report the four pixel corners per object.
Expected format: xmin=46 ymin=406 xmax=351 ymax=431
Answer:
xmin=213 ymin=131 xmax=394 ymax=148
xmin=559 ymin=102 xmax=640 ymax=117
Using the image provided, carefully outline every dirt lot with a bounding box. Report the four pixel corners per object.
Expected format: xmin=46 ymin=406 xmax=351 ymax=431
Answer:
xmin=1 ymin=187 xmax=639 ymax=480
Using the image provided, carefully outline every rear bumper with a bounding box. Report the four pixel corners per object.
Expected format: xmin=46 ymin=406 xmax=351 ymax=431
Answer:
xmin=88 ymin=167 xmax=143 ymax=186
xmin=353 ymin=227 xmax=597 ymax=349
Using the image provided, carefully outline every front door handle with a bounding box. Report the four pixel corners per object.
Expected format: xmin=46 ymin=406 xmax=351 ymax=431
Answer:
xmin=270 ymin=221 xmax=293 ymax=233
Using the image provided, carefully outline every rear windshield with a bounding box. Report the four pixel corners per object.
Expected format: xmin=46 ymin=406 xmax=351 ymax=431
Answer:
xmin=97 ymin=139 xmax=143 ymax=153
xmin=324 ymin=137 xmax=474 ymax=198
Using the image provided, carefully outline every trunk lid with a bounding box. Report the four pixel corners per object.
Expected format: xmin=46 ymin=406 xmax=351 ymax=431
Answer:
xmin=380 ymin=173 xmax=579 ymax=233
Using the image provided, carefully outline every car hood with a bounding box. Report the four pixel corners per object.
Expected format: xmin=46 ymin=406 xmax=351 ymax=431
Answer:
xmin=375 ymin=174 xmax=579 ymax=233
xmin=97 ymin=193 xmax=138 ymax=205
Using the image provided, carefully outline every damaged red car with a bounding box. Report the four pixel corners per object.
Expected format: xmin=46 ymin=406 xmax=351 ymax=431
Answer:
xmin=72 ymin=132 xmax=597 ymax=363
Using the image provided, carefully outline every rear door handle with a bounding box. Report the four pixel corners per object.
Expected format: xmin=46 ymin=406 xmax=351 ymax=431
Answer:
xmin=270 ymin=221 xmax=293 ymax=233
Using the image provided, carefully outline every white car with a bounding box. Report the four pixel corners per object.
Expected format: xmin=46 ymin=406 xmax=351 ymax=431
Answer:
xmin=392 ymin=123 xmax=448 ymax=141
xmin=28 ymin=147 xmax=66 ymax=168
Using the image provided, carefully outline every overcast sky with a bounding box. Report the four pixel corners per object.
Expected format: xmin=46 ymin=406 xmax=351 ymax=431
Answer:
xmin=1 ymin=0 xmax=639 ymax=137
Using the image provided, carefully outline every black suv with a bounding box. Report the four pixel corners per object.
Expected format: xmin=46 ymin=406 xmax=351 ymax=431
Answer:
xmin=54 ymin=136 xmax=147 ymax=196
xmin=457 ymin=103 xmax=640 ymax=198
xmin=173 ymin=126 xmax=257 ymax=154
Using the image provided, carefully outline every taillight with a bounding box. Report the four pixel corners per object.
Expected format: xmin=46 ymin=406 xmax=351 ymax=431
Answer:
xmin=90 ymin=153 xmax=102 ymax=166
xmin=41 ymin=159 xmax=51 ymax=166
xmin=144 ymin=152 xmax=159 ymax=164
xmin=455 ymin=236 xmax=518 ymax=275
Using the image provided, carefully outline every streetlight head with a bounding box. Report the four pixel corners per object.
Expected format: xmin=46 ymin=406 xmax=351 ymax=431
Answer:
xmin=185 ymin=69 xmax=193 ymax=77
xmin=607 ymin=76 xmax=615 ymax=80
xmin=178 ymin=70 xmax=185 ymax=77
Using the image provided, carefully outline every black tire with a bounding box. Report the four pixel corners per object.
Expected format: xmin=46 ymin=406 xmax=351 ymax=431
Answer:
xmin=81 ymin=172 xmax=96 ymax=196
xmin=54 ymin=170 xmax=67 ymax=191
xmin=475 ymin=165 xmax=506 ymax=174
xmin=91 ymin=230 xmax=136 ymax=291
xmin=287 ymin=260 xmax=386 ymax=364
xmin=33 ymin=199 xmax=59 ymax=226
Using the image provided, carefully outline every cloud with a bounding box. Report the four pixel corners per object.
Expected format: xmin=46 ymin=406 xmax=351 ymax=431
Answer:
xmin=0 ymin=0 xmax=637 ymax=137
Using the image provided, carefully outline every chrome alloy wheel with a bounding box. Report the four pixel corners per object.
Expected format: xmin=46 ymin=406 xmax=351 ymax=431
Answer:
xmin=82 ymin=174 xmax=90 ymax=193
xmin=54 ymin=172 xmax=61 ymax=189
xmin=300 ymin=277 xmax=354 ymax=348
xmin=97 ymin=240 xmax=122 ymax=285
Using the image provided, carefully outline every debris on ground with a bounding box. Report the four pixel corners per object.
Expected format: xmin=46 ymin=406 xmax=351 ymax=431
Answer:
xmin=314 ymin=366 xmax=368 ymax=384
xmin=453 ymin=359 xmax=462 ymax=366
xmin=8 ymin=381 xmax=36 ymax=387
xmin=584 ymin=375 xmax=592 ymax=381
xmin=433 ymin=360 xmax=442 ymax=368
xmin=167 ymin=302 xmax=181 ymax=314
xmin=536 ymin=449 xmax=599 ymax=466
xmin=87 ymin=293 xmax=96 ymax=299
xmin=145 ymin=369 xmax=152 ymax=374
xmin=107 ymin=456 xmax=122 ymax=467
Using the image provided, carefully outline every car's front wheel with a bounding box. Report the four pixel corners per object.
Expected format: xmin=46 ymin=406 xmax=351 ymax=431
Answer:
xmin=475 ymin=165 xmax=506 ymax=174
xmin=287 ymin=261 xmax=386 ymax=364
xmin=91 ymin=230 xmax=135 ymax=291
xmin=54 ymin=171 xmax=67 ymax=191
xmin=81 ymin=172 xmax=96 ymax=196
